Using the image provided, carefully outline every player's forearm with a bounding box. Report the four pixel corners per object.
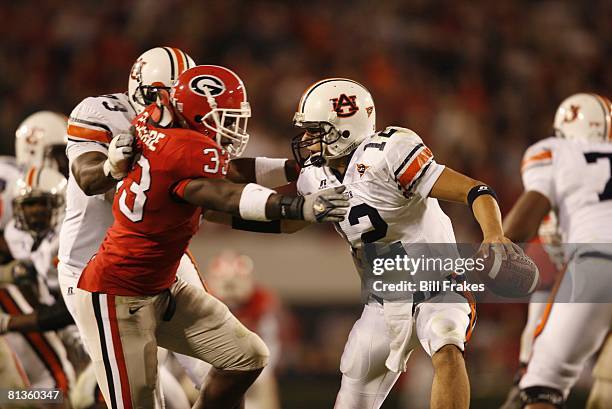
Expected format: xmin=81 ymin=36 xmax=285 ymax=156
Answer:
xmin=503 ymin=191 xmax=552 ymax=242
xmin=72 ymin=152 xmax=117 ymax=196
xmin=227 ymin=157 xmax=299 ymax=187
xmin=472 ymin=195 xmax=504 ymax=240
xmin=430 ymin=168 xmax=505 ymax=239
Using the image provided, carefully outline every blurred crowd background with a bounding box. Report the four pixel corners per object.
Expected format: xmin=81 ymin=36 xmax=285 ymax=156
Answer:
xmin=1 ymin=0 xmax=610 ymax=407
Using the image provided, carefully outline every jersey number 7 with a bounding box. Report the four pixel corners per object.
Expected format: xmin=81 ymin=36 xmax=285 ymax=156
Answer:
xmin=584 ymin=152 xmax=612 ymax=201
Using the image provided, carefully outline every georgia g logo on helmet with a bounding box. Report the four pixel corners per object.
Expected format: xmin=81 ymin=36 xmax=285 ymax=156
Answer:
xmin=190 ymin=75 xmax=226 ymax=97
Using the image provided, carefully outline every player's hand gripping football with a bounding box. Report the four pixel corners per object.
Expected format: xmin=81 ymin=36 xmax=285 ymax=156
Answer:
xmin=103 ymin=131 xmax=135 ymax=180
xmin=478 ymin=234 xmax=522 ymax=260
xmin=302 ymin=186 xmax=350 ymax=223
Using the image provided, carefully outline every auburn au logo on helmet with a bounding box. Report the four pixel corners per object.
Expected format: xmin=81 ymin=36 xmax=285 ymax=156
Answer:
xmin=331 ymin=94 xmax=359 ymax=117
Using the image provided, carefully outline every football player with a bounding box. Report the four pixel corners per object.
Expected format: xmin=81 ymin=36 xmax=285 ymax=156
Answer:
xmin=502 ymin=93 xmax=612 ymax=408
xmin=499 ymin=212 xmax=565 ymax=409
xmin=59 ymin=48 xmax=299 ymax=391
xmin=72 ymin=65 xmax=348 ymax=409
xmin=0 ymin=166 xmax=76 ymax=400
xmin=290 ymin=78 xmax=518 ymax=409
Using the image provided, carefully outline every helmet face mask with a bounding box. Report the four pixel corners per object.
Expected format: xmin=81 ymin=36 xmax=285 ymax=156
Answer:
xmin=201 ymin=101 xmax=251 ymax=157
xmin=13 ymin=194 xmax=59 ymax=236
xmin=134 ymin=84 xmax=171 ymax=108
xmin=291 ymin=121 xmax=339 ymax=167
xmin=12 ymin=167 xmax=67 ymax=239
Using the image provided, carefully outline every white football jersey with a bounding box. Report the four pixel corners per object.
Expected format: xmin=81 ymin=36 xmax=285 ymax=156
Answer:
xmin=0 ymin=156 xmax=23 ymax=230
xmin=521 ymin=137 xmax=612 ymax=243
xmin=59 ymin=93 xmax=136 ymax=270
xmin=298 ymin=126 xmax=456 ymax=248
xmin=4 ymin=220 xmax=60 ymax=304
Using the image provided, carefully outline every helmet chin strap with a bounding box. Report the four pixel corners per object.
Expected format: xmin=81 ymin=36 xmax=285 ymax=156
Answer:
xmin=310 ymin=152 xmax=326 ymax=167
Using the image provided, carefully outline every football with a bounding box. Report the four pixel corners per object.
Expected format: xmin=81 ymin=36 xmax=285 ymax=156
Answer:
xmin=477 ymin=249 xmax=540 ymax=298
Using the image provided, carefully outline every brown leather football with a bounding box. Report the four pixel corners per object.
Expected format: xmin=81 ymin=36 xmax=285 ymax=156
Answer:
xmin=477 ymin=250 xmax=540 ymax=298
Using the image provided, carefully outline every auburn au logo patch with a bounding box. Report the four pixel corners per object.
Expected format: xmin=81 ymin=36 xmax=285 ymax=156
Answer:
xmin=331 ymin=94 xmax=359 ymax=117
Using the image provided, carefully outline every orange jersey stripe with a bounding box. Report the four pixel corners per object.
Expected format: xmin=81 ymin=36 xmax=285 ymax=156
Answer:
xmin=67 ymin=124 xmax=111 ymax=144
xmin=25 ymin=167 xmax=36 ymax=187
xmin=171 ymin=48 xmax=185 ymax=75
xmin=521 ymin=150 xmax=552 ymax=171
xmin=398 ymin=147 xmax=432 ymax=188
xmin=533 ymin=265 xmax=566 ymax=338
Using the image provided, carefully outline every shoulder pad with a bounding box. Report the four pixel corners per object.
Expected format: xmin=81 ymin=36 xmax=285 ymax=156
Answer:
xmin=522 ymin=137 xmax=557 ymax=173
xmin=67 ymin=97 xmax=114 ymax=144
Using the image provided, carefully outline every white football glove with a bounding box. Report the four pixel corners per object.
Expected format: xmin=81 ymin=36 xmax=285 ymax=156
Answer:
xmin=103 ymin=131 xmax=135 ymax=180
xmin=302 ymin=186 xmax=350 ymax=223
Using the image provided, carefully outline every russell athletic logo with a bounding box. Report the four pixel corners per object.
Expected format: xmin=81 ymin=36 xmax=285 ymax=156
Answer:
xmin=331 ymin=94 xmax=359 ymax=117
xmin=190 ymin=75 xmax=226 ymax=97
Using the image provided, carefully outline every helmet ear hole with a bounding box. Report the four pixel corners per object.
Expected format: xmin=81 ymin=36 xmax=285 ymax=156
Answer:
xmin=342 ymin=130 xmax=351 ymax=138
xmin=194 ymin=115 xmax=203 ymax=123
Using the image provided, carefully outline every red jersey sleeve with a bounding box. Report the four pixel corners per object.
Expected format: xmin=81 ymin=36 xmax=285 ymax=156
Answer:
xmin=170 ymin=131 xmax=230 ymax=200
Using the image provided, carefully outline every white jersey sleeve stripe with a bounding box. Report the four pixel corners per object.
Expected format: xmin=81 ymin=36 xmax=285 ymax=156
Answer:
xmin=393 ymin=143 xmax=424 ymax=177
xmin=67 ymin=124 xmax=111 ymax=144
xmin=397 ymin=146 xmax=433 ymax=188
xmin=521 ymin=149 xmax=552 ymax=172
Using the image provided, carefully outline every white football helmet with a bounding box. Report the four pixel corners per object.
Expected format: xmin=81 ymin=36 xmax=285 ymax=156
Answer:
xmin=206 ymin=250 xmax=255 ymax=307
xmin=15 ymin=111 xmax=68 ymax=176
xmin=553 ymin=93 xmax=611 ymax=142
xmin=12 ymin=167 xmax=67 ymax=238
xmin=292 ymin=78 xmax=376 ymax=166
xmin=128 ymin=47 xmax=196 ymax=114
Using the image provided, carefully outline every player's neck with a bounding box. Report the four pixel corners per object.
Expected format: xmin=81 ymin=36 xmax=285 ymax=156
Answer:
xmin=327 ymin=151 xmax=354 ymax=181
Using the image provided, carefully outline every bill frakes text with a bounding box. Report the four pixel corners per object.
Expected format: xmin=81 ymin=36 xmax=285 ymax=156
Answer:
xmin=373 ymin=280 xmax=485 ymax=292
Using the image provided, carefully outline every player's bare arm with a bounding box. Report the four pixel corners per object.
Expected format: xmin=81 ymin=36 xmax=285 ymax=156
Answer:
xmin=227 ymin=157 xmax=300 ymax=186
xmin=181 ymin=177 xmax=348 ymax=223
xmin=71 ymin=151 xmax=116 ymax=195
xmin=503 ymin=190 xmax=552 ymax=242
xmin=430 ymin=167 xmax=516 ymax=254
xmin=72 ymin=132 xmax=135 ymax=196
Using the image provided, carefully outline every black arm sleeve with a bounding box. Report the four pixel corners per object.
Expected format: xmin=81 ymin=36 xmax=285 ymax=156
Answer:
xmin=231 ymin=217 xmax=282 ymax=233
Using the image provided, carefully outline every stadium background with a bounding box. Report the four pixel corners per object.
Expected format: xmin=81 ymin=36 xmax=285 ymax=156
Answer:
xmin=1 ymin=0 xmax=610 ymax=407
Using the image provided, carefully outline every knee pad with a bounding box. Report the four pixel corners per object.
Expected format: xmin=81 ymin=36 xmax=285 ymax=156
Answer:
xmin=520 ymin=386 xmax=565 ymax=409
xmin=418 ymin=305 xmax=470 ymax=355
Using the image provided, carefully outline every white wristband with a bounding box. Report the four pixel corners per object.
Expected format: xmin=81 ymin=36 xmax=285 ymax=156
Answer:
xmin=239 ymin=183 xmax=276 ymax=221
xmin=255 ymin=158 xmax=288 ymax=188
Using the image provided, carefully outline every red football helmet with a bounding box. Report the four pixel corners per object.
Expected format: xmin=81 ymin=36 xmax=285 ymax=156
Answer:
xmin=171 ymin=65 xmax=251 ymax=157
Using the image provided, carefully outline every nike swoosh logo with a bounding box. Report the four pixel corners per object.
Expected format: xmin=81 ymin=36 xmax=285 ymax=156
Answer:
xmin=128 ymin=306 xmax=144 ymax=315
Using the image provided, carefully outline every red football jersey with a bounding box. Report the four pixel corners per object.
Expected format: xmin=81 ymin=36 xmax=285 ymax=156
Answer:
xmin=78 ymin=105 xmax=229 ymax=295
